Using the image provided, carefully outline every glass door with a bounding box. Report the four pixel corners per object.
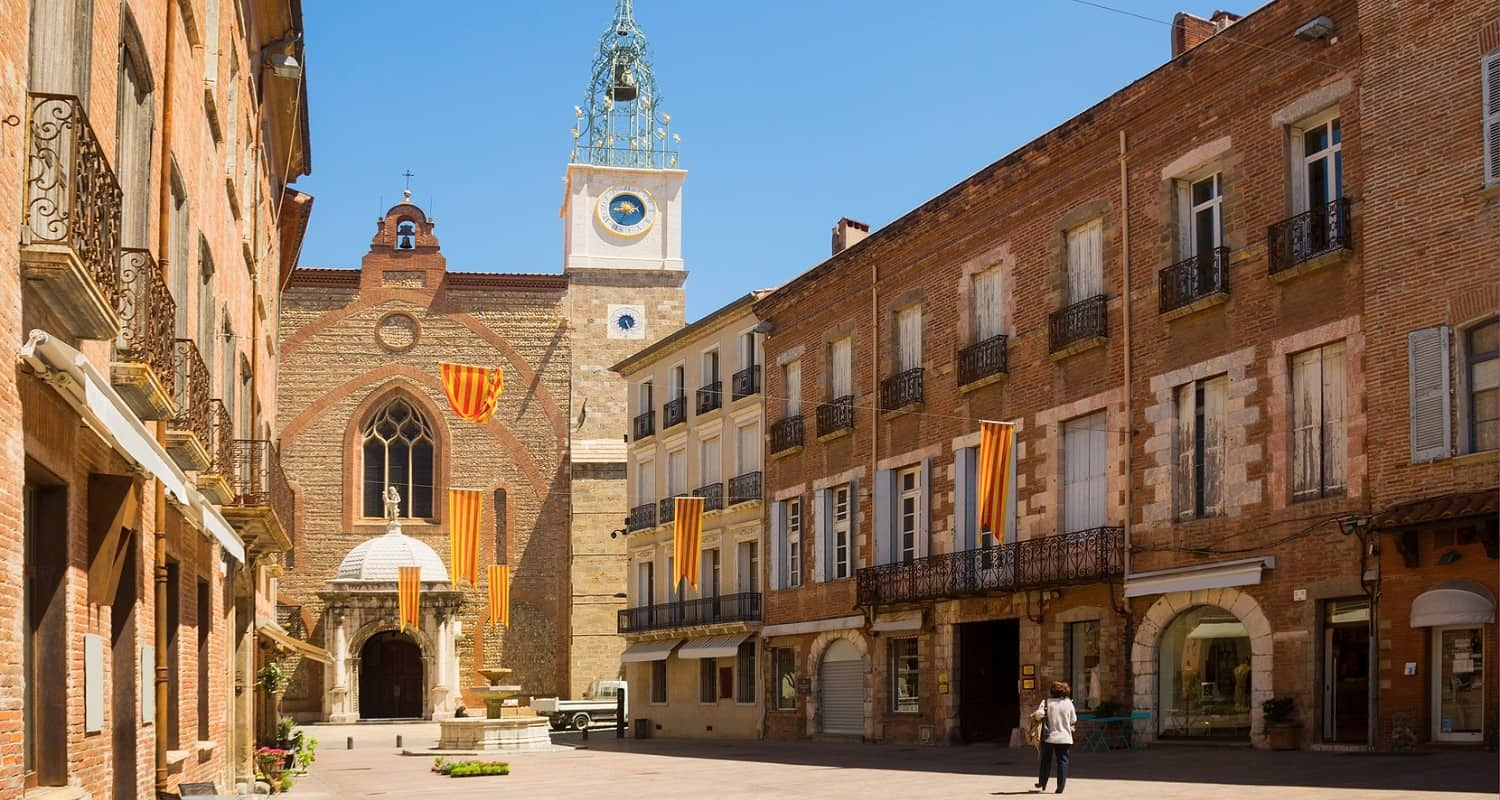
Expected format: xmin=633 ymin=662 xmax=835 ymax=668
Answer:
xmin=1321 ymin=599 xmax=1370 ymax=743
xmin=1432 ymin=626 xmax=1484 ymax=743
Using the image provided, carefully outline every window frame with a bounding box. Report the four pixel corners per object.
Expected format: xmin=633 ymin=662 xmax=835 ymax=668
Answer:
xmin=897 ymin=467 xmax=920 ymax=563
xmin=699 ymin=657 xmax=718 ymax=704
xmin=360 ymin=397 xmax=437 ymax=520
xmin=889 ymin=637 xmax=920 ymax=713
xmin=1174 ymin=375 xmax=1228 ymax=520
xmin=1187 ymin=172 xmax=1223 ymax=258
xmin=650 ymin=659 xmax=667 ymax=704
xmin=1291 ymin=111 xmax=1343 ymax=213
xmin=784 ymin=359 xmax=802 ymax=416
xmin=832 ymin=484 xmax=851 ymax=579
xmin=1065 ymin=218 xmax=1104 ymax=304
xmin=895 ymin=305 xmax=923 ymax=372
xmin=1290 ymin=341 xmax=1348 ymax=501
xmin=736 ymin=641 xmax=756 ymax=704
xmin=828 ymin=337 xmax=853 ymax=399
xmin=1463 ymin=318 xmax=1499 ymax=453
xmin=773 ymin=647 xmax=797 ymax=710
xmin=972 ymin=266 xmax=1004 ymax=342
xmin=786 ymin=498 xmax=802 ymax=588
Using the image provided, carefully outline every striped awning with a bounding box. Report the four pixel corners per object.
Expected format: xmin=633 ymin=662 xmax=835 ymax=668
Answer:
xmin=257 ymin=619 xmax=332 ymax=664
xmin=620 ymin=639 xmax=683 ymax=663
xmin=677 ymin=634 xmax=750 ymax=660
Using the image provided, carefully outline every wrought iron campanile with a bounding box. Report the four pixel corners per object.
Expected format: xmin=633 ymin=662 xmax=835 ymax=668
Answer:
xmin=572 ymin=0 xmax=679 ymax=169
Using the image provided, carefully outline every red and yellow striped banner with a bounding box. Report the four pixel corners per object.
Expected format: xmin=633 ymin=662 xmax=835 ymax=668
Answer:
xmin=448 ymin=489 xmax=482 ymax=587
xmin=488 ymin=565 xmax=511 ymax=628
xmin=439 ymin=362 xmax=505 ymax=424
xmin=397 ymin=565 xmax=422 ymax=632
xmin=978 ymin=420 xmax=1016 ymax=543
xmin=672 ymin=496 xmax=705 ymax=591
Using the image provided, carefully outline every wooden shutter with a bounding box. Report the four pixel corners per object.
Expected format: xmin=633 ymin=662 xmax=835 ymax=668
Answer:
xmin=917 ymin=459 xmax=932 ymax=559
xmin=1484 ymin=51 xmax=1500 ymax=187
xmin=813 ymin=488 xmax=829 ymax=582
xmin=1409 ymin=326 xmax=1452 ymax=463
xmin=954 ymin=447 xmax=974 ymax=552
xmin=1291 ymin=348 xmax=1323 ymax=498
xmin=737 ymin=423 xmax=760 ymax=473
xmin=1064 ymin=412 xmax=1107 ymax=532
xmin=1067 ymin=220 xmax=1104 ymax=302
xmin=897 ymin=306 xmax=922 ymax=371
xmin=1202 ymin=376 xmax=1227 ymax=513
xmin=830 ymin=338 xmax=852 ymax=397
xmin=1174 ymin=383 xmax=1196 ymax=520
xmin=1289 ymin=124 xmax=1309 ymax=214
xmin=1176 ymin=181 xmax=1195 ymax=260
xmin=974 ymin=269 xmax=1003 ymax=340
xmin=1320 ymin=343 xmax=1347 ymax=492
xmin=874 ymin=469 xmax=894 ymax=565
xmin=784 ymin=360 xmax=801 ymax=415
xmin=669 ymin=449 xmax=686 ymax=495
xmin=769 ymin=500 xmax=783 ymax=590
xmin=638 ymin=458 xmax=654 ymax=504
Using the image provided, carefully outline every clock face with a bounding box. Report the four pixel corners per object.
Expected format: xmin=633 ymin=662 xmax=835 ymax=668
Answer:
xmin=596 ymin=186 xmax=657 ymax=238
xmin=608 ymin=304 xmax=645 ymax=340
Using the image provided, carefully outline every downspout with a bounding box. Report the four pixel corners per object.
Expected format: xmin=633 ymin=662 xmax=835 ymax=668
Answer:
xmin=1116 ymin=130 xmax=1136 ymax=705
xmin=154 ymin=1 xmax=178 ymax=792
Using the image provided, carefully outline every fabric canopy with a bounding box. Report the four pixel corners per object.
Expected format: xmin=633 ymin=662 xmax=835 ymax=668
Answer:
xmin=1187 ymin=621 xmax=1248 ymax=640
xmin=619 ymin=639 xmax=683 ymax=663
xmin=1411 ymin=586 xmax=1495 ymax=628
xmin=677 ymin=634 xmax=750 ymax=660
xmin=257 ymin=620 xmax=332 ymax=664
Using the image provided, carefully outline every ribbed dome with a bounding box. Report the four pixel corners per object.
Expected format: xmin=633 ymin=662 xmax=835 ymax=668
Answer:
xmin=334 ymin=525 xmax=449 ymax=583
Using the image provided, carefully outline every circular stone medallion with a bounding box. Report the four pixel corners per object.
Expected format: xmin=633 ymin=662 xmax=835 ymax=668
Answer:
xmin=376 ymin=312 xmax=420 ymax=352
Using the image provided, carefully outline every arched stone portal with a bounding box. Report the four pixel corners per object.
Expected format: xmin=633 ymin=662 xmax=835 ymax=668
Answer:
xmin=359 ymin=631 xmax=424 ymax=719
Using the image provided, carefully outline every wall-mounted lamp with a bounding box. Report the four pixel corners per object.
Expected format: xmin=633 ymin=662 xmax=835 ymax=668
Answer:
xmin=609 ymin=528 xmax=629 ymax=539
xmin=260 ymin=32 xmax=303 ymax=80
xmin=1294 ymin=16 xmax=1335 ymax=41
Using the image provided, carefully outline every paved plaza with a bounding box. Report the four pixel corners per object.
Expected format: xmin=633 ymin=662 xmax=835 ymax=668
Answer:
xmin=281 ymin=723 xmax=1497 ymax=800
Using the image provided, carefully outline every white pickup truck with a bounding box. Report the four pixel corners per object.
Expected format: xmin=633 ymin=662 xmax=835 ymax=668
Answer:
xmin=533 ymin=679 xmax=627 ymax=731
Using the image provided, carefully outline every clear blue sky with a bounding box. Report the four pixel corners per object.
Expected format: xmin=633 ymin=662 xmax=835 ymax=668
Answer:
xmin=294 ymin=1 xmax=1258 ymax=320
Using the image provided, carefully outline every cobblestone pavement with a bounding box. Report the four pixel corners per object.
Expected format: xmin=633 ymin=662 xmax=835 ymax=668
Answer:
xmin=282 ymin=722 xmax=1497 ymax=800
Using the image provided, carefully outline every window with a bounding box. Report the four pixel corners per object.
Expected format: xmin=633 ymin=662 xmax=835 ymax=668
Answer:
xmin=638 ymin=380 xmax=653 ymax=414
xmin=896 ymin=306 xmax=922 ymax=372
xmin=169 ymin=169 xmax=191 ymax=336
xmin=700 ymin=658 xmax=717 ymax=703
xmin=361 ymin=397 xmax=436 ymax=518
xmin=956 ymin=447 xmax=1005 ymax=550
xmin=889 ymin=638 xmax=919 ymax=713
xmin=736 ymin=641 xmax=756 ymax=703
xmin=203 ymin=0 xmax=220 ymax=85
xmin=832 ymin=484 xmax=851 ymax=579
xmin=829 ymin=337 xmax=853 ymax=399
xmin=197 ymin=580 xmax=211 ymax=740
xmin=774 ymin=648 xmax=797 ymax=710
xmin=651 ymin=660 xmax=667 ymax=703
xmin=1301 ymin=116 xmax=1343 ymax=211
xmin=700 ymin=547 xmax=720 ymax=601
xmin=700 ymin=435 xmax=721 ymax=486
xmin=670 ymin=363 xmax=685 ymax=400
xmin=27 ymin=0 xmax=95 ymax=97
xmin=1465 ymin=319 xmax=1498 ymax=452
xmin=1291 ymin=342 xmax=1347 ymax=500
xmin=1180 ymin=173 xmax=1223 ymax=259
xmin=897 ymin=467 xmax=920 ymax=563
xmin=1175 ymin=376 xmax=1228 ymax=519
xmin=1065 ymin=621 xmax=1101 ymax=711
xmin=197 ymin=245 xmax=216 ymax=390
xmin=786 ymin=498 xmax=802 ymax=588
xmin=1485 ymin=50 xmax=1500 ymax=186
xmin=667 ymin=448 xmax=686 ymax=497
xmin=1062 ymin=412 xmax=1107 ymax=532
xmin=973 ymin=268 xmax=1003 ymax=341
xmin=636 ymin=560 xmax=654 ymax=606
xmin=702 ymin=348 xmax=720 ymax=385
xmin=784 ymin=359 xmax=801 ymax=416
xmin=116 ymin=29 xmax=155 ymax=248
xmin=736 ymin=422 xmax=760 ymax=475
xmin=737 ymin=540 xmax=758 ymax=594
xmin=739 ymin=331 xmax=758 ymax=370
xmin=636 ymin=457 xmax=654 ymax=505
xmin=1066 ymin=219 xmax=1104 ymax=304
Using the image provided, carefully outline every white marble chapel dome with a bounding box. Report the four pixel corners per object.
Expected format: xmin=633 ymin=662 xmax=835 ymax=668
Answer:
xmin=334 ymin=525 xmax=449 ymax=583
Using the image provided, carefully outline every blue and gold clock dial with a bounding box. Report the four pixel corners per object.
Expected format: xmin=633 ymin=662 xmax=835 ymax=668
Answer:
xmin=596 ymin=186 xmax=657 ymax=238
xmin=608 ymin=305 xmax=645 ymax=339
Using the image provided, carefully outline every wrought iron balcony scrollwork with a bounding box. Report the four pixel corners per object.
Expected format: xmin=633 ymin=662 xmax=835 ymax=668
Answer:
xmin=692 ymin=482 xmax=724 ymax=512
xmin=769 ymin=415 xmax=803 ymax=453
xmin=617 ymin=592 xmax=762 ymax=634
xmin=880 ymin=367 xmax=924 ymax=411
xmin=731 ymin=366 xmax=761 ymax=401
xmin=663 ymin=396 xmax=687 ymax=429
xmin=115 ymin=248 xmax=177 ymax=398
xmin=1268 ymin=198 xmax=1351 ymax=275
xmin=170 ymin=338 xmax=210 ymax=448
xmin=205 ymin=399 xmax=236 ymax=481
xmin=958 ymin=335 xmax=1008 ymax=385
xmin=1049 ymin=294 xmax=1108 ymax=353
xmin=816 ymin=395 xmax=855 ymax=437
xmin=727 ymin=471 xmax=762 ymax=506
xmin=658 ymin=494 xmax=689 ymax=525
xmin=632 ymin=410 xmax=655 ymax=441
xmin=627 ymin=502 xmax=657 ymax=532
xmin=696 ymin=381 xmax=722 ymax=414
xmin=1159 ymin=247 xmax=1230 ymax=315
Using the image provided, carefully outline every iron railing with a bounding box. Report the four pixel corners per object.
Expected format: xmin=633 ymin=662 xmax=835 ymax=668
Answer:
xmin=856 ymin=526 xmax=1125 ymax=606
xmin=633 ymin=410 xmax=655 ymax=441
xmin=572 ymin=145 xmax=680 ymax=170
xmin=21 ymin=92 xmax=124 ymax=311
xmin=1159 ymin=247 xmax=1229 ymax=314
xmin=228 ymin=440 xmax=294 ymax=533
xmin=659 ymin=494 xmax=689 ymax=525
xmin=693 ymin=482 xmax=724 ymax=512
xmin=1268 ymin=198 xmax=1351 ymax=275
xmin=663 ymin=396 xmax=687 ymax=429
xmin=115 ymin=248 xmax=177 ymax=397
xmin=770 ymin=415 xmax=804 ymax=453
xmin=880 ymin=367 xmax=924 ymax=410
xmin=696 ymin=381 xmax=722 ymax=414
xmin=959 ymin=335 xmax=1009 ymax=385
xmin=618 ymin=592 xmax=762 ymax=634
xmin=817 ymin=395 xmax=855 ymax=437
xmin=627 ymin=502 xmax=657 ymax=532
xmin=205 ymin=399 xmax=236 ymax=480
xmin=169 ymin=338 xmax=210 ymax=447
xmin=728 ymin=471 xmax=762 ymax=506
xmin=731 ymin=366 xmax=761 ymax=400
xmin=1049 ymin=294 xmax=1108 ymax=353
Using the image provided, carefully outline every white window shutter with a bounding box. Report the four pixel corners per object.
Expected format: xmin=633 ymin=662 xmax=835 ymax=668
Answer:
xmin=1291 ymin=349 xmax=1323 ymax=498
xmin=770 ymin=500 xmax=783 ymax=591
xmin=874 ymin=469 xmax=893 ymax=565
xmin=1174 ymin=383 xmax=1196 ymax=520
xmin=831 ymin=338 xmax=852 ymax=398
xmin=917 ymin=458 xmax=932 ymax=559
xmin=1176 ymin=181 xmax=1194 ymax=260
xmin=1320 ymin=343 xmax=1347 ymax=491
xmin=813 ymin=489 xmax=829 ymax=582
xmin=1409 ymin=326 xmax=1452 ymax=463
xmin=1289 ymin=126 xmax=1309 ymax=214
xmin=954 ymin=447 xmax=973 ymax=553
xmin=1202 ymin=376 xmax=1228 ymax=513
xmin=785 ymin=360 xmax=801 ymax=416
xmin=1483 ymin=51 xmax=1500 ymax=187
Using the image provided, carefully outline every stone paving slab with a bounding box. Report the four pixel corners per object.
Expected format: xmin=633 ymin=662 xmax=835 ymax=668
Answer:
xmin=282 ymin=722 xmax=1497 ymax=800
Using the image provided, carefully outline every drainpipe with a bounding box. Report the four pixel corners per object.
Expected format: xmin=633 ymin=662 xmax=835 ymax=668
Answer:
xmin=154 ymin=1 xmax=179 ymax=792
xmin=1117 ymin=130 xmax=1137 ymax=707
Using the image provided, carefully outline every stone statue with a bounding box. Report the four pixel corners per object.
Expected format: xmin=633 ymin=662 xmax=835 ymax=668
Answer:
xmin=383 ymin=485 xmax=401 ymax=521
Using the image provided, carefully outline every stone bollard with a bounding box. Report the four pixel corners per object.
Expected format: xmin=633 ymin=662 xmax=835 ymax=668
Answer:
xmin=347 ymin=736 xmax=354 ymax=750
xmin=396 ymin=734 xmax=403 ymax=748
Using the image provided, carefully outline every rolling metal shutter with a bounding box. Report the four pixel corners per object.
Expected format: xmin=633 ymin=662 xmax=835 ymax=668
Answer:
xmin=819 ymin=660 xmax=863 ymax=736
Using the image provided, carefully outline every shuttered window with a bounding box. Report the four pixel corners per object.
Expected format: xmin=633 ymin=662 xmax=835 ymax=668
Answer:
xmin=786 ymin=499 xmax=802 ymax=588
xmin=651 ymin=660 xmax=667 ymax=703
xmin=1408 ymin=327 xmax=1451 ymax=462
xmin=897 ymin=306 xmax=922 ymax=371
xmin=1066 ymin=219 xmax=1104 ymax=303
xmin=832 ymin=484 xmax=852 ymax=578
xmin=1062 ymin=412 xmax=1108 ymax=533
xmin=700 ymin=436 xmax=721 ymax=485
xmin=1174 ymin=376 xmax=1227 ymax=519
xmin=667 ymin=449 xmax=686 ymax=496
xmin=829 ymin=338 xmax=852 ymax=398
xmin=784 ymin=359 xmax=801 ymax=416
xmin=898 ymin=468 xmax=920 ymax=563
xmin=1466 ymin=319 xmax=1499 ymax=452
xmin=1483 ymin=50 xmax=1500 ymax=187
xmin=700 ymin=658 xmax=716 ymax=703
xmin=973 ymin=268 xmax=1004 ymax=340
xmin=637 ymin=458 xmax=654 ymax=504
xmin=1291 ymin=342 xmax=1347 ymax=498
xmin=736 ymin=422 xmax=760 ymax=474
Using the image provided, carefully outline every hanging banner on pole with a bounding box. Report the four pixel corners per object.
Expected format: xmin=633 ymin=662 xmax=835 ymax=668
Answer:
xmin=398 ymin=565 xmax=422 ymax=632
xmin=488 ymin=564 xmax=511 ymax=628
xmin=978 ymin=420 xmax=1016 ymax=543
xmin=672 ymin=496 xmax=705 ymax=590
xmin=439 ymin=362 xmax=505 ymax=424
xmin=448 ymin=489 xmax=482 ymax=587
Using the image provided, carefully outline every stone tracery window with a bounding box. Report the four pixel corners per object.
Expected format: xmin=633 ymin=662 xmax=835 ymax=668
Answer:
xmin=362 ymin=397 xmax=435 ymax=518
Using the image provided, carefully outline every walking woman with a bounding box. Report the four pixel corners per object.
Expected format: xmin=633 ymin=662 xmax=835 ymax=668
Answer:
xmin=1032 ymin=680 xmax=1077 ymax=794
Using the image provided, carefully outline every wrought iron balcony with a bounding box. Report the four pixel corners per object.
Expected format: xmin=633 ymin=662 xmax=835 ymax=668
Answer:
xmin=111 ymin=248 xmax=177 ymax=420
xmin=663 ymin=396 xmax=687 ymax=429
xmin=728 ymin=471 xmax=762 ymax=506
xmin=880 ymin=367 xmax=924 ymax=411
xmin=659 ymin=494 xmax=689 ymax=525
xmin=958 ymin=334 xmax=1009 ymax=386
xmin=20 ymin=92 xmax=124 ymax=340
xmin=769 ymin=415 xmax=804 ymax=453
xmin=199 ymin=399 xmax=237 ymax=504
xmin=222 ymin=438 xmax=294 ymax=553
xmin=166 ymin=339 xmax=211 ymax=471
xmin=632 ymin=410 xmax=655 ymax=441
xmin=693 ymin=482 xmax=724 ymax=512
xmin=617 ymin=592 xmax=762 ymax=634
xmin=627 ymin=502 xmax=657 ymax=532
xmin=696 ymin=381 xmax=723 ymax=414
xmin=1268 ymin=198 xmax=1351 ymax=276
xmin=856 ymin=526 xmax=1125 ymax=606
xmin=1159 ymin=247 xmax=1230 ymax=317
xmin=817 ymin=395 xmax=855 ymax=437
xmin=1049 ymin=294 xmax=1108 ymax=355
xmin=731 ymin=365 xmax=761 ymax=401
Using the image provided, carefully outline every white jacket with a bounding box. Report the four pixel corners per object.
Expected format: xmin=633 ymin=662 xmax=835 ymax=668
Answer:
xmin=1035 ymin=698 xmax=1077 ymax=745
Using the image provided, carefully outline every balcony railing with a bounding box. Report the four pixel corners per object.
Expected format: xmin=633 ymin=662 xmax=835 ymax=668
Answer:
xmin=958 ymin=334 xmax=1008 ymax=386
xmin=1268 ymin=198 xmax=1350 ymax=276
xmin=617 ymin=592 xmax=762 ymax=634
xmin=880 ymin=367 xmax=924 ymax=411
xmin=627 ymin=502 xmax=657 ymax=532
xmin=659 ymin=494 xmax=689 ymax=525
xmin=728 ymin=471 xmax=762 ymax=506
xmin=228 ymin=439 xmax=293 ymax=525
xmin=663 ymin=396 xmax=687 ymax=429
xmin=112 ymin=248 xmax=177 ymax=416
xmin=205 ymin=399 xmax=236 ymax=480
xmin=693 ymin=482 xmax=724 ymax=512
xmin=855 ymin=526 xmax=1125 ymax=606
xmin=697 ymin=381 xmax=723 ymax=414
xmin=1049 ymin=294 xmax=1108 ymax=354
xmin=817 ymin=395 xmax=855 ymax=437
xmin=731 ymin=365 xmax=761 ymax=401
xmin=166 ymin=338 xmax=211 ymax=470
xmin=769 ymin=415 xmax=803 ymax=453
xmin=21 ymin=92 xmax=124 ymax=339
xmin=632 ymin=410 xmax=655 ymax=441
xmin=1159 ymin=247 xmax=1229 ymax=315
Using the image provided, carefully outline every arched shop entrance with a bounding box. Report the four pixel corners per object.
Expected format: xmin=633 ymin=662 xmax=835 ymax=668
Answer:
xmin=359 ymin=630 xmax=424 ymax=719
xmin=1158 ymin=606 xmax=1252 ymax=740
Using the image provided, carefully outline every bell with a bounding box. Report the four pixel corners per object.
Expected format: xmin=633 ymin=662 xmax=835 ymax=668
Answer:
xmin=397 ymin=233 xmax=414 ymax=250
xmin=608 ymin=62 xmax=638 ymax=102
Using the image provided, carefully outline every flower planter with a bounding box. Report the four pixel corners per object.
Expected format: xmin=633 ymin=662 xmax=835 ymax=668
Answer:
xmin=1267 ymin=722 xmax=1301 ymax=750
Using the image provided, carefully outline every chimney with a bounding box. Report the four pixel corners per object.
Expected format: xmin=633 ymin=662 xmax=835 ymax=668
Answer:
xmin=831 ymin=217 xmax=870 ymax=255
xmin=1171 ymin=10 xmax=1239 ymax=58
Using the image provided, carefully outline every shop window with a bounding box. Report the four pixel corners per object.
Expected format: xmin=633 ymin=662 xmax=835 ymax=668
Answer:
xmin=650 ymin=660 xmax=667 ymax=704
xmin=700 ymin=658 xmax=717 ymax=703
xmin=736 ymin=641 xmax=756 ymax=703
xmin=889 ymin=638 xmax=919 ymax=713
xmin=1065 ymin=621 xmax=1101 ymax=711
xmin=774 ymin=648 xmax=796 ymax=710
xmin=1158 ymin=606 xmax=1251 ymax=740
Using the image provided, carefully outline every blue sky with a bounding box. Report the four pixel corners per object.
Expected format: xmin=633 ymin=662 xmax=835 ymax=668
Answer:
xmin=294 ymin=1 xmax=1258 ymax=320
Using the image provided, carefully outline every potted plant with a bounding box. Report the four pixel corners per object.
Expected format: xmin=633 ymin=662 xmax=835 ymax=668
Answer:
xmin=1262 ymin=696 xmax=1300 ymax=750
xmin=255 ymin=746 xmax=290 ymax=794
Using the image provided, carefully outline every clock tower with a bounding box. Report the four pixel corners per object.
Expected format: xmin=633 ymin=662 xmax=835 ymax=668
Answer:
xmin=562 ymin=0 xmax=687 ymax=697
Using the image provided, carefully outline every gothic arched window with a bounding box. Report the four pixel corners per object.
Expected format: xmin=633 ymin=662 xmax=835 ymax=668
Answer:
xmin=362 ymin=397 xmax=435 ymax=518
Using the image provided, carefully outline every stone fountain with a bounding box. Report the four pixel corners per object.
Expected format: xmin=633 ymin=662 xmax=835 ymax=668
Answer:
xmin=434 ymin=667 xmax=552 ymax=751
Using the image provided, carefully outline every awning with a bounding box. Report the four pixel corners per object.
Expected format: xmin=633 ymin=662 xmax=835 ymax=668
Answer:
xmin=620 ymin=639 xmax=683 ymax=663
xmin=1373 ymin=489 xmax=1498 ymax=528
xmin=871 ymin=611 xmax=922 ymax=633
xmin=1187 ymin=621 xmax=1248 ymax=640
xmin=20 ymin=331 xmax=245 ymax=563
xmin=678 ymin=634 xmax=750 ymax=660
xmin=1411 ymin=584 xmax=1496 ymax=628
xmin=257 ymin=618 xmax=332 ymax=664
xmin=1124 ymin=556 xmax=1274 ymax=598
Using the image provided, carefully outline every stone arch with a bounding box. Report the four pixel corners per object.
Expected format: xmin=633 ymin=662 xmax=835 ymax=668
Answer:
xmin=1131 ymin=587 xmax=1273 ymax=746
xmin=348 ymin=618 xmax=437 ymax=720
xmin=805 ymin=630 xmax=872 ymax=739
xmin=341 ymin=379 xmax=454 ymax=532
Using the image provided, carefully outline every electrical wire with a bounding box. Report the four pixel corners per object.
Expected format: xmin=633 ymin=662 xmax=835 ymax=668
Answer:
xmin=1056 ymin=0 xmax=1346 ymax=71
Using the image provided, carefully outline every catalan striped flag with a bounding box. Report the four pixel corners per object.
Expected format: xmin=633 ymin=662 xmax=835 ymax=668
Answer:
xmin=978 ymin=420 xmax=1016 ymax=543
xmin=397 ymin=565 xmax=422 ymax=632
xmin=488 ymin=565 xmax=511 ymax=628
xmin=439 ymin=362 xmax=505 ymax=424
xmin=672 ymin=496 xmax=705 ymax=591
xmin=448 ymin=489 xmax=482 ymax=587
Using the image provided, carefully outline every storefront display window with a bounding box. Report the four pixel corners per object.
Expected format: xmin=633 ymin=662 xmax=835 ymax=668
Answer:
xmin=1158 ymin=606 xmax=1252 ymax=739
xmin=1066 ymin=621 xmax=1101 ymax=710
xmin=1434 ymin=626 xmax=1484 ymax=742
